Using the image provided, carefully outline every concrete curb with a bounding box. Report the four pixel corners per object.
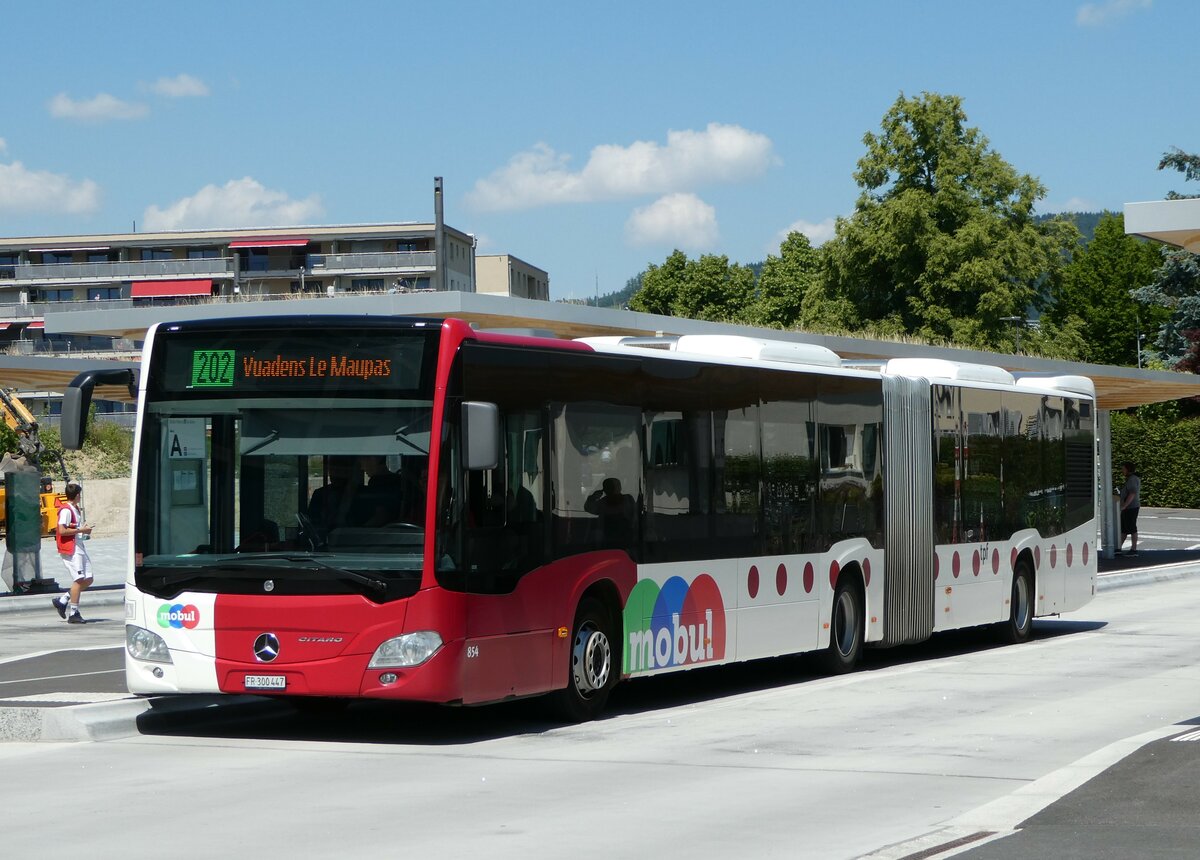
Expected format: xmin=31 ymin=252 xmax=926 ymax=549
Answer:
xmin=0 ymin=585 xmax=125 ymax=614
xmin=1096 ymin=560 xmax=1200 ymax=591
xmin=0 ymin=694 xmax=287 ymax=742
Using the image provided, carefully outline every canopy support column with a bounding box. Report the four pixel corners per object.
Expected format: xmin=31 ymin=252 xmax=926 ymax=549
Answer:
xmin=1097 ymin=408 xmax=1117 ymax=559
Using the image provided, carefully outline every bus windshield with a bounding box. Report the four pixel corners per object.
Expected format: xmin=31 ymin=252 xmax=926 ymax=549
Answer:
xmin=133 ymin=325 xmax=438 ymax=601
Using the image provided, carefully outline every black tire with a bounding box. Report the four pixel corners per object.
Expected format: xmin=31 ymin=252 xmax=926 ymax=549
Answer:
xmin=546 ymin=598 xmax=616 ymax=722
xmin=1001 ymin=561 xmax=1034 ymax=644
xmin=817 ymin=576 xmax=863 ymax=674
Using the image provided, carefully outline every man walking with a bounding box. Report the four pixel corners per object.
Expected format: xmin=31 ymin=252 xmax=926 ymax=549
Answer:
xmin=50 ymin=481 xmax=92 ymax=624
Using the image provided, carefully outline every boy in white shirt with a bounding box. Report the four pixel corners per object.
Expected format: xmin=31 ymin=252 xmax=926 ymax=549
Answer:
xmin=50 ymin=481 xmax=93 ymax=624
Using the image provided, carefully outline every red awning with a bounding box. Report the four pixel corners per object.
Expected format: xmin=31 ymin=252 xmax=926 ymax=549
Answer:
xmin=228 ymin=236 xmax=309 ymax=249
xmin=0 ymin=323 xmax=12 ymax=331
xmin=131 ymin=279 xmax=213 ymax=298
xmin=25 ymin=320 xmax=44 ymax=330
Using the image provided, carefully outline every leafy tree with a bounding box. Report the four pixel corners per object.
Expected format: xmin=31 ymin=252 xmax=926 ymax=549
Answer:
xmin=1130 ymin=146 xmax=1200 ymax=370
xmin=674 ymin=254 xmax=756 ymax=322
xmin=629 ymin=251 xmax=755 ymax=323
xmin=812 ymin=92 xmax=1077 ymax=349
xmin=1159 ymin=147 xmax=1200 ymax=199
xmin=750 ymin=231 xmax=821 ymax=328
xmin=1044 ymin=213 xmax=1164 ymax=365
xmin=629 ymin=250 xmax=688 ymax=315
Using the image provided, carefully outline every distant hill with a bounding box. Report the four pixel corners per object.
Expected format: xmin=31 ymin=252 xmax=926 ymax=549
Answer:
xmin=590 ymin=214 xmax=1109 ymax=309
xmin=1036 ymin=210 xmax=1111 ymax=245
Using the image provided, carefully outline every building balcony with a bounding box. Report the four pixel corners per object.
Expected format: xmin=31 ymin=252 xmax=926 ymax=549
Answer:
xmin=7 ymin=257 xmax=236 ymax=286
xmin=313 ymin=251 xmax=437 ymax=273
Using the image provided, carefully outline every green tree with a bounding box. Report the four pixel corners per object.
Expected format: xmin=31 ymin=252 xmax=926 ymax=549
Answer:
xmin=813 ymin=92 xmax=1077 ymax=349
xmin=630 ymin=251 xmax=755 ymax=322
xmin=674 ymin=254 xmax=756 ymax=322
xmin=629 ymin=250 xmax=688 ymax=315
xmin=750 ymin=231 xmax=821 ymax=328
xmin=1159 ymin=147 xmax=1200 ymax=199
xmin=1045 ymin=213 xmax=1164 ymax=365
xmin=1130 ymin=147 xmax=1200 ymax=367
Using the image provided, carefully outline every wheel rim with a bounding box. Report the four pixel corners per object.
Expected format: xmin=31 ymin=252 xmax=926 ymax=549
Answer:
xmin=571 ymin=623 xmax=611 ymax=697
xmin=832 ymin=591 xmax=858 ymax=657
xmin=1014 ymin=574 xmax=1031 ymax=630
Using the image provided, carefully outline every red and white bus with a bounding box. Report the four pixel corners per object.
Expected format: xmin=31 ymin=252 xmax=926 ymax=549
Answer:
xmin=63 ymin=316 xmax=1097 ymax=720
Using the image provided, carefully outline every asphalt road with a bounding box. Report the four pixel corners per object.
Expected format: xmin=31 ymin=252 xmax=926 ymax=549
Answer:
xmin=1 ymin=572 xmax=1198 ymax=859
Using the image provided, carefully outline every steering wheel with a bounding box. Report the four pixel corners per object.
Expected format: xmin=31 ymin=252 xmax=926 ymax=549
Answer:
xmin=295 ymin=512 xmax=327 ymax=550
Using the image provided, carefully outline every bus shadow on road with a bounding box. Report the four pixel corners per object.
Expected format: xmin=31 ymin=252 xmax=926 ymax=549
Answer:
xmin=135 ymin=618 xmax=1108 ymax=746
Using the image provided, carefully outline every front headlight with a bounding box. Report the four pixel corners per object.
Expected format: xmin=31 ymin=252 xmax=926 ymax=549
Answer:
xmin=368 ymin=631 xmax=443 ymax=668
xmin=126 ymin=625 xmax=173 ymax=664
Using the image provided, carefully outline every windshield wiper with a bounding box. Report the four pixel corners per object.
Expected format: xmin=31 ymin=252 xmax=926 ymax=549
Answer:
xmin=145 ymin=555 xmax=389 ymax=597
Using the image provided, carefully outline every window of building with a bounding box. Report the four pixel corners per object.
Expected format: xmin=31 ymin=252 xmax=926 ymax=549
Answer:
xmin=87 ymin=251 xmax=112 ymax=263
xmin=288 ymin=280 xmax=323 ymax=294
xmin=87 ymin=287 xmax=122 ymax=301
xmin=0 ymin=254 xmax=16 ymax=279
xmin=142 ymin=248 xmax=173 ymax=261
xmin=187 ymin=248 xmax=219 ymax=259
xmin=41 ymin=252 xmax=73 ymax=265
xmin=36 ymin=288 xmax=75 ymax=302
xmin=350 ymin=278 xmax=385 ymax=292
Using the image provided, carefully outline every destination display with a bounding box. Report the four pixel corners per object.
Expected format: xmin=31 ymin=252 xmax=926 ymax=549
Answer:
xmin=154 ymin=329 xmax=436 ymax=396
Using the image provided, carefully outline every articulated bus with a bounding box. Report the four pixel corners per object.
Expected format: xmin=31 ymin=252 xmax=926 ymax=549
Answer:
xmin=63 ymin=316 xmax=1097 ymax=720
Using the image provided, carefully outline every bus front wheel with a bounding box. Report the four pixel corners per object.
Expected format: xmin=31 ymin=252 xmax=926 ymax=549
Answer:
xmin=547 ymin=598 xmax=614 ymax=722
xmin=817 ymin=577 xmax=863 ymax=675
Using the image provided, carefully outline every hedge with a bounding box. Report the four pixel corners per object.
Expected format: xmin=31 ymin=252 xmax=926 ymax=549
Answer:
xmin=1111 ymin=413 xmax=1200 ymax=509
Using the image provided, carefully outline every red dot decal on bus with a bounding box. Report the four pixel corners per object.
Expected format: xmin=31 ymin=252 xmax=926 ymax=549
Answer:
xmin=829 ymin=560 xmax=840 ymax=590
xmin=863 ymin=558 xmax=871 ymax=587
xmin=972 ymin=550 xmax=981 ymax=577
xmin=1050 ymin=545 xmax=1057 ymax=568
xmin=934 ymin=553 xmax=940 ymax=580
xmin=1034 ymin=546 xmax=1041 ymax=568
xmin=1011 ymin=547 xmax=1018 ymax=569
xmin=803 ymin=562 xmax=814 ymax=594
xmin=952 ymin=551 xmax=961 ymax=578
xmin=1083 ymin=542 xmax=1090 ymax=565
xmin=992 ymin=548 xmax=1000 ymax=575
xmin=1066 ymin=544 xmax=1073 ymax=567
xmin=748 ymin=565 xmax=760 ymax=600
xmin=776 ymin=564 xmax=787 ymax=596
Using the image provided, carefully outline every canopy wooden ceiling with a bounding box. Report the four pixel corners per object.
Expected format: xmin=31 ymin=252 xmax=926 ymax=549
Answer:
xmin=23 ymin=291 xmax=1200 ymax=410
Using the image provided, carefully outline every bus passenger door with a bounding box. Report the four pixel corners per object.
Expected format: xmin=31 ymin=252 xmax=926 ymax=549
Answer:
xmin=460 ymin=406 xmax=555 ymax=703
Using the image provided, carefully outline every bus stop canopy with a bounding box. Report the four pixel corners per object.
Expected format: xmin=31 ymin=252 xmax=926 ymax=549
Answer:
xmin=37 ymin=290 xmax=1200 ymax=410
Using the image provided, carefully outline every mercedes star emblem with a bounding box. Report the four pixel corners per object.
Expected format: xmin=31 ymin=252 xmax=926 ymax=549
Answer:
xmin=253 ymin=633 xmax=280 ymax=663
xmin=264 ymin=579 xmax=275 ymax=592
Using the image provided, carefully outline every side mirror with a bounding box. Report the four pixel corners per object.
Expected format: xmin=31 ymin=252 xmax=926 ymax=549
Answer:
xmin=61 ymin=368 xmax=138 ymax=450
xmin=462 ymin=401 xmax=499 ymax=471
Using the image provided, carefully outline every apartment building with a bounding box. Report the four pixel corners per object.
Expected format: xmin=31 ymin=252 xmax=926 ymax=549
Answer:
xmin=476 ymin=254 xmax=550 ymax=301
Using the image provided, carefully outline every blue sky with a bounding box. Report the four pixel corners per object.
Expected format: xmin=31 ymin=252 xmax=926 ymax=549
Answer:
xmin=1 ymin=0 xmax=1195 ymax=299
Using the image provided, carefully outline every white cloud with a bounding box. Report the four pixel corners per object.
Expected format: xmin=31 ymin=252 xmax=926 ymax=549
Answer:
xmin=625 ymin=193 xmax=719 ymax=251
xmin=468 ymin=123 xmax=776 ymax=211
xmin=0 ymin=160 xmax=100 ymax=214
xmin=1076 ymin=0 xmax=1151 ymax=26
xmin=776 ymin=217 xmax=837 ymax=249
xmin=142 ymin=177 xmax=323 ymax=231
xmin=0 ymin=138 xmax=6 ymax=154
xmin=48 ymin=92 xmax=149 ymax=122
xmin=149 ymin=74 xmax=210 ymax=98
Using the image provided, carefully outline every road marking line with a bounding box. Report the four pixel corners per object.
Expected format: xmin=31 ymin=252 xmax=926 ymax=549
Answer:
xmin=0 ymin=668 xmax=124 ymax=686
xmin=1170 ymin=728 xmax=1200 ymax=742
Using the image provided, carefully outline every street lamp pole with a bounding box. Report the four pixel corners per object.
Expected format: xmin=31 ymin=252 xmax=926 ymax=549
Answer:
xmin=1001 ymin=316 xmax=1023 ymax=354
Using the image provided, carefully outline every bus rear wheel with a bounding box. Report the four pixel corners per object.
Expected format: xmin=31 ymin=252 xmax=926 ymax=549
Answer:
xmin=547 ymin=598 xmax=615 ymax=722
xmin=1001 ymin=561 xmax=1034 ymax=644
xmin=817 ymin=577 xmax=863 ymax=674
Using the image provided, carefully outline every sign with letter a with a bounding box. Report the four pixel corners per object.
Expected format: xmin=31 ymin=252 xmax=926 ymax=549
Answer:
xmin=167 ymin=418 xmax=206 ymax=459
